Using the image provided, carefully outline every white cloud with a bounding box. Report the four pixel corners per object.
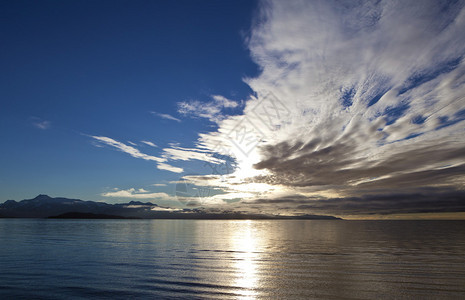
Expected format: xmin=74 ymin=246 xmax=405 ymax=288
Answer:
xmin=212 ymin=95 xmax=239 ymax=108
xmin=157 ymin=162 xmax=184 ymax=173
xmin=31 ymin=117 xmax=51 ymax=130
xmin=150 ymin=206 xmax=183 ymax=212
xmin=177 ymin=100 xmax=222 ymax=121
xmin=177 ymin=95 xmax=240 ymax=122
xmin=162 ymin=146 xmax=224 ymax=164
xmin=92 ymin=136 xmax=165 ymax=162
xmin=141 ymin=140 xmax=157 ymax=148
xmin=102 ymin=188 xmax=175 ymax=200
xmin=91 ymin=136 xmax=183 ymax=173
xmin=151 ymin=183 xmax=167 ymax=187
xmin=150 ymin=111 xmax=181 ymax=122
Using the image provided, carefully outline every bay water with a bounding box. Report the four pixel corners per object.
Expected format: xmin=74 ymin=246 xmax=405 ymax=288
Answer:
xmin=1 ymin=219 xmax=464 ymax=299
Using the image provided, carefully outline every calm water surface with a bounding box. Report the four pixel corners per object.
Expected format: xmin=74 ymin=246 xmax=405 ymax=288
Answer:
xmin=0 ymin=219 xmax=464 ymax=299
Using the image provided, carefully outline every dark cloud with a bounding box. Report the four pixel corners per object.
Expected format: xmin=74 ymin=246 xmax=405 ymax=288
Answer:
xmin=247 ymin=189 xmax=465 ymax=215
xmin=253 ymin=135 xmax=465 ymax=189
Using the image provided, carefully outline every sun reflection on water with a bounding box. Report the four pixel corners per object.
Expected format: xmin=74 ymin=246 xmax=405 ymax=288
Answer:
xmin=230 ymin=220 xmax=261 ymax=299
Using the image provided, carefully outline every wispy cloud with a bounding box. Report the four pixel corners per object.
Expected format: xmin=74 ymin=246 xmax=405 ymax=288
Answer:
xmin=157 ymin=163 xmax=183 ymax=173
xmin=177 ymin=100 xmax=222 ymax=121
xmin=177 ymin=95 xmax=240 ymax=122
xmin=150 ymin=111 xmax=181 ymax=122
xmin=102 ymin=188 xmax=176 ymax=200
xmin=211 ymin=95 xmax=239 ymax=108
xmin=91 ymin=136 xmax=183 ymax=173
xmin=92 ymin=136 xmax=165 ymax=162
xmin=141 ymin=140 xmax=157 ymax=148
xmin=162 ymin=146 xmax=224 ymax=164
xmin=31 ymin=117 xmax=51 ymax=130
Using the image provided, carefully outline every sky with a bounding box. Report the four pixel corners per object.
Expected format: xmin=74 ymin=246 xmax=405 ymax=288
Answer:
xmin=1 ymin=0 xmax=465 ymax=219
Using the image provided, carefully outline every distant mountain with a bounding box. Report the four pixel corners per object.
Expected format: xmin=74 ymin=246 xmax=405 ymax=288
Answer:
xmin=48 ymin=212 xmax=139 ymax=219
xmin=0 ymin=195 xmax=342 ymax=220
xmin=0 ymin=194 xmax=159 ymax=218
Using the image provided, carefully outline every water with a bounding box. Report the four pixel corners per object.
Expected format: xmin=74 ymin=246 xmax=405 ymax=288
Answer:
xmin=0 ymin=219 xmax=464 ymax=299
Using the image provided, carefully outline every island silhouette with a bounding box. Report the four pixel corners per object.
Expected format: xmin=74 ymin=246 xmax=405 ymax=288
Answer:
xmin=0 ymin=194 xmax=341 ymax=220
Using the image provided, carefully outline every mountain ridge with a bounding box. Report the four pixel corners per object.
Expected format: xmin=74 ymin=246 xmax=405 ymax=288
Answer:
xmin=0 ymin=195 xmax=342 ymax=220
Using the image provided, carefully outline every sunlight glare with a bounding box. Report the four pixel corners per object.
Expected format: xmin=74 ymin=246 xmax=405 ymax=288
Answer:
xmin=230 ymin=220 xmax=261 ymax=299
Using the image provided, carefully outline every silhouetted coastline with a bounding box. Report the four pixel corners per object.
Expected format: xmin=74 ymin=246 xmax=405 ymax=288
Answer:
xmin=0 ymin=195 xmax=341 ymax=220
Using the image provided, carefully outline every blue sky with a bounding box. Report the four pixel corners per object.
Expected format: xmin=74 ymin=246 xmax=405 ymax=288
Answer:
xmin=1 ymin=0 xmax=258 ymax=203
xmin=1 ymin=0 xmax=465 ymax=219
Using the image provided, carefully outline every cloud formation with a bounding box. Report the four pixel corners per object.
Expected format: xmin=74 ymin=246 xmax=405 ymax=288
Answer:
xmin=244 ymin=189 xmax=465 ymax=216
xmin=177 ymin=95 xmax=240 ymax=122
xmin=162 ymin=145 xmax=224 ymax=165
xmin=91 ymin=136 xmax=183 ymax=173
xmin=150 ymin=111 xmax=181 ymax=122
xmin=84 ymin=1 xmax=465 ymax=217
xmin=102 ymin=188 xmax=175 ymax=200
xmin=89 ymin=135 xmax=229 ymax=175
xmin=141 ymin=140 xmax=158 ymax=148
xmin=183 ymin=0 xmax=465 ymax=216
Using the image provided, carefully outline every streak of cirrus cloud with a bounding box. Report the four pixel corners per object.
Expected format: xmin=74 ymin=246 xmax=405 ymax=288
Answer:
xmin=186 ymin=0 xmax=465 ymax=217
xmin=91 ymin=136 xmax=184 ymax=173
xmin=177 ymin=94 xmax=240 ymax=122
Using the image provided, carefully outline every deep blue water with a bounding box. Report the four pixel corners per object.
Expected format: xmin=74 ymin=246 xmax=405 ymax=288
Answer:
xmin=1 ymin=219 xmax=465 ymax=299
